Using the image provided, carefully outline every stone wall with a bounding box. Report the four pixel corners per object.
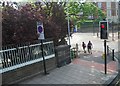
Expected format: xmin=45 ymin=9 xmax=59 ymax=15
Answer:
xmin=55 ymin=45 xmax=71 ymax=67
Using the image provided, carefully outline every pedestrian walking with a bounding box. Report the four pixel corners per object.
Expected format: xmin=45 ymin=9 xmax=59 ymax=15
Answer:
xmin=82 ymin=42 xmax=86 ymax=53
xmin=87 ymin=41 xmax=93 ymax=54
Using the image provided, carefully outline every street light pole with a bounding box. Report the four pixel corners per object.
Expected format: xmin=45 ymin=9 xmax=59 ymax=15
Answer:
xmin=112 ymin=21 xmax=114 ymax=41
xmin=93 ymin=14 xmax=95 ymax=36
xmin=67 ymin=1 xmax=71 ymax=46
xmin=117 ymin=8 xmax=120 ymax=39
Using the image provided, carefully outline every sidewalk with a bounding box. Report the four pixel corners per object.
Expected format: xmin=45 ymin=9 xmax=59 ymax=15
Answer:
xmin=108 ymin=32 xmax=119 ymax=42
xmin=18 ymin=50 xmax=118 ymax=85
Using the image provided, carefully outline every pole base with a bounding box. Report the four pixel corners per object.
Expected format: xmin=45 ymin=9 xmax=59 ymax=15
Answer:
xmin=44 ymin=72 xmax=49 ymax=75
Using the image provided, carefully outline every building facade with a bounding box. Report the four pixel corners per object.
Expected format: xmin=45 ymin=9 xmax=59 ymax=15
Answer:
xmin=96 ymin=1 xmax=119 ymax=23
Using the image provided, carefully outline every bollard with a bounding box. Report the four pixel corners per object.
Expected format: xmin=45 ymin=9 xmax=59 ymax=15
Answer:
xmin=70 ymin=49 xmax=74 ymax=59
xmin=97 ymin=33 xmax=99 ymax=37
xmin=112 ymin=49 xmax=115 ymax=61
xmin=72 ymin=48 xmax=76 ymax=58
xmin=102 ymin=53 xmax=105 ymax=59
xmin=76 ymin=43 xmax=78 ymax=58
xmin=112 ymin=33 xmax=114 ymax=41
xmin=107 ymin=46 xmax=109 ymax=55
xmin=118 ymin=31 xmax=120 ymax=39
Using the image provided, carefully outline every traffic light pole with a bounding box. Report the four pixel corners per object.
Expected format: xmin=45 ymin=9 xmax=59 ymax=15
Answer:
xmin=104 ymin=40 xmax=107 ymax=74
xmin=100 ymin=21 xmax=108 ymax=74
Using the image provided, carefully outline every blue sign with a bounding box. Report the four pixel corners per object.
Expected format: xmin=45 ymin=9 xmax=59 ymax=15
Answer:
xmin=38 ymin=26 xmax=43 ymax=33
xmin=37 ymin=21 xmax=45 ymax=40
xmin=73 ymin=27 xmax=76 ymax=32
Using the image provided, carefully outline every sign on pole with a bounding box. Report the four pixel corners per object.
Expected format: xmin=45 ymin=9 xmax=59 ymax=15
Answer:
xmin=37 ymin=22 xmax=48 ymax=75
xmin=37 ymin=22 xmax=45 ymax=40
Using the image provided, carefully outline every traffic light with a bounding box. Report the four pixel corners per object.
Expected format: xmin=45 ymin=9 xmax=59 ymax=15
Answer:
xmin=100 ymin=21 xmax=108 ymax=39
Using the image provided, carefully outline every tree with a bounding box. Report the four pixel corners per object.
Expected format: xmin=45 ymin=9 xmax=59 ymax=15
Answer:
xmin=2 ymin=1 xmax=106 ymax=46
xmin=64 ymin=2 xmax=106 ymax=28
xmin=42 ymin=2 xmax=68 ymax=46
xmin=2 ymin=3 xmax=45 ymax=45
xmin=2 ymin=2 xmax=68 ymax=46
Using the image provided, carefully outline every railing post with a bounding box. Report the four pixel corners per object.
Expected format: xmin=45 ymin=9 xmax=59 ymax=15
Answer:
xmin=97 ymin=32 xmax=99 ymax=37
xmin=112 ymin=49 xmax=115 ymax=61
xmin=28 ymin=44 xmax=31 ymax=61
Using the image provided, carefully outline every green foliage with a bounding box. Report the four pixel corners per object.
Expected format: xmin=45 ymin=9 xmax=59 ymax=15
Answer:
xmin=64 ymin=2 xmax=106 ymax=28
xmin=2 ymin=1 xmax=106 ymax=46
xmin=2 ymin=2 xmax=68 ymax=46
xmin=2 ymin=4 xmax=44 ymax=45
xmin=43 ymin=2 xmax=68 ymax=46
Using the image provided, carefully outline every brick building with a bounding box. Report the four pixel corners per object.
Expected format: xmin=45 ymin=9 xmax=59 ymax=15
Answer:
xmin=96 ymin=1 xmax=119 ymax=23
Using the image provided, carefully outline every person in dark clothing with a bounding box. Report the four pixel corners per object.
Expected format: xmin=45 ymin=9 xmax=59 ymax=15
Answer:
xmin=82 ymin=42 xmax=86 ymax=53
xmin=87 ymin=41 xmax=93 ymax=54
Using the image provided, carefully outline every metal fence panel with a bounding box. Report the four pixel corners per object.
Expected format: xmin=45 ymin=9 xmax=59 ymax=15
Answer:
xmin=0 ymin=41 xmax=55 ymax=73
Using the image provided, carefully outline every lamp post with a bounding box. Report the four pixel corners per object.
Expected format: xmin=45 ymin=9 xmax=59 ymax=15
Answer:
xmin=93 ymin=14 xmax=95 ymax=36
xmin=112 ymin=21 xmax=114 ymax=41
xmin=118 ymin=1 xmax=120 ymax=39
xmin=67 ymin=1 xmax=71 ymax=46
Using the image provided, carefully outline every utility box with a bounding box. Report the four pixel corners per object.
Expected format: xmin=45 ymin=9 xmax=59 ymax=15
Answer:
xmin=55 ymin=45 xmax=71 ymax=67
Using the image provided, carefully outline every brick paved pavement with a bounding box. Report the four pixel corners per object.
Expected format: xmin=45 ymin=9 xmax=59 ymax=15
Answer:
xmin=18 ymin=50 xmax=118 ymax=85
xmin=72 ymin=59 xmax=117 ymax=74
xmin=77 ymin=50 xmax=118 ymax=74
xmin=78 ymin=50 xmax=113 ymax=64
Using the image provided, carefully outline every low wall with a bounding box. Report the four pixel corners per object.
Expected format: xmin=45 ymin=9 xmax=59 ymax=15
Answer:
xmin=2 ymin=57 xmax=56 ymax=84
xmin=2 ymin=45 xmax=71 ymax=85
xmin=55 ymin=45 xmax=71 ymax=67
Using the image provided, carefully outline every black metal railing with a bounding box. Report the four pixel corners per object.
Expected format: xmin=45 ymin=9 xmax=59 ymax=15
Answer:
xmin=0 ymin=40 xmax=55 ymax=73
xmin=107 ymin=45 xmax=115 ymax=61
xmin=106 ymin=46 xmax=120 ymax=86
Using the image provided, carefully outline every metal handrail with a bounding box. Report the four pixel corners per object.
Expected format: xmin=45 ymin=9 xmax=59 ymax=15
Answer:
xmin=107 ymin=45 xmax=115 ymax=61
xmin=107 ymin=45 xmax=119 ymax=61
xmin=114 ymin=52 xmax=119 ymax=60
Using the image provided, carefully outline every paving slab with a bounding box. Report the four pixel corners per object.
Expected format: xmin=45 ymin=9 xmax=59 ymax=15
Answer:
xmin=18 ymin=62 xmax=118 ymax=84
xmin=18 ymin=49 xmax=118 ymax=85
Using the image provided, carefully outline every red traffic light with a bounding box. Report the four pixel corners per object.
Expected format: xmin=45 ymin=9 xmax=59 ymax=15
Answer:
xmin=99 ymin=21 xmax=108 ymax=39
xmin=101 ymin=24 xmax=105 ymax=29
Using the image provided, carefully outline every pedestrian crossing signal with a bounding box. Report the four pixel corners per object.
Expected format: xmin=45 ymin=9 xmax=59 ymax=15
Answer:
xmin=101 ymin=24 xmax=105 ymax=29
xmin=99 ymin=21 xmax=108 ymax=39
